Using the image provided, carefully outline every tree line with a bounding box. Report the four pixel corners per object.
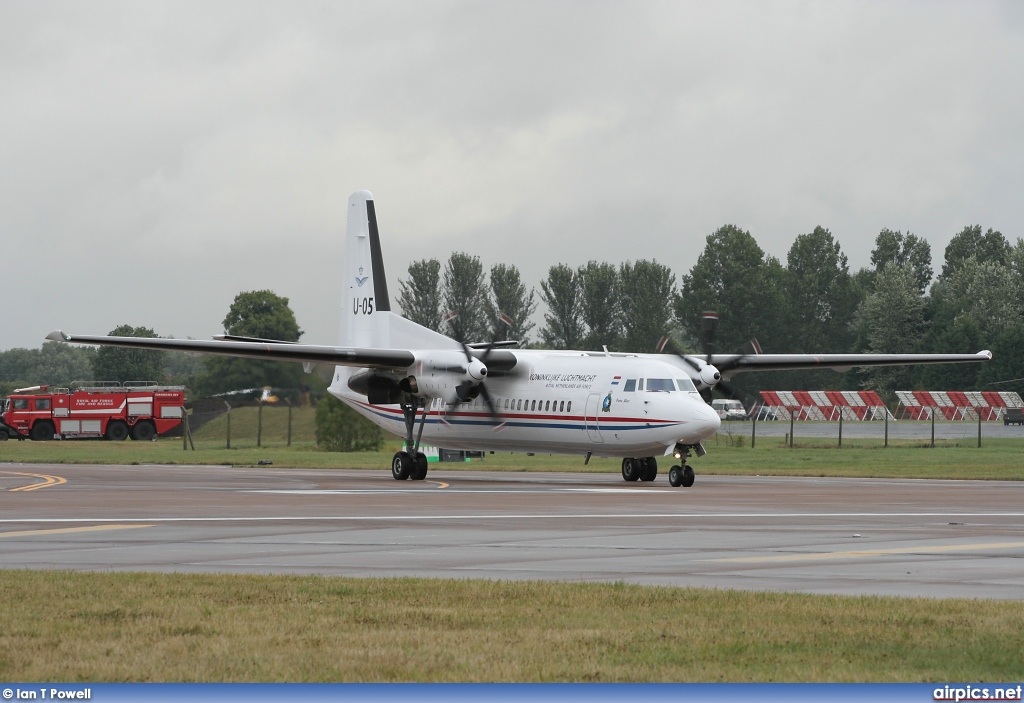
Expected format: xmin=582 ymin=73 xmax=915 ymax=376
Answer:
xmin=3 ymin=223 xmax=1022 ymax=400
xmin=399 ymin=225 xmax=1024 ymax=397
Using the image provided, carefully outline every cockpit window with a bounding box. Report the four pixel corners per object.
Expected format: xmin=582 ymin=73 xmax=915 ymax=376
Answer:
xmin=646 ymin=378 xmax=674 ymax=392
xmin=623 ymin=379 xmax=636 ymax=392
xmin=676 ymin=378 xmax=697 ymax=392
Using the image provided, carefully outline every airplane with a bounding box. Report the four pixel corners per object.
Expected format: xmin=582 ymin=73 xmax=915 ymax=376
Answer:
xmin=47 ymin=191 xmax=991 ymax=488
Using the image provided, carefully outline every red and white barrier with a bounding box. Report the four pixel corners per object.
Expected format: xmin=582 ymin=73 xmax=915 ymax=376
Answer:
xmin=757 ymin=390 xmax=891 ymax=421
xmin=895 ymin=391 xmax=1023 ymax=421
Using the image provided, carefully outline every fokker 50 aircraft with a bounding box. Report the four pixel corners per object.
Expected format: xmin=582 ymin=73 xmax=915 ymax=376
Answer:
xmin=48 ymin=191 xmax=991 ymax=488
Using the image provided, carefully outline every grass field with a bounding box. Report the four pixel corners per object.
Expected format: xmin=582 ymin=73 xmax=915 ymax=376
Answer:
xmin=1 ymin=405 xmax=1022 ymax=480
xmin=1 ymin=570 xmax=1022 ymax=682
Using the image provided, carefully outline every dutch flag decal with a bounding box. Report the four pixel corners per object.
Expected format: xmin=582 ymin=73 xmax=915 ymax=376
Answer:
xmin=611 ymin=376 xmax=621 ymax=385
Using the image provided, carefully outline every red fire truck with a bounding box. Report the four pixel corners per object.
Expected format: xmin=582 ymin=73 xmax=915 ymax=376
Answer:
xmin=0 ymin=383 xmax=185 ymax=441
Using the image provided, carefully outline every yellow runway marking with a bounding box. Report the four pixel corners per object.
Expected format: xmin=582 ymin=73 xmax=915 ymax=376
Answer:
xmin=0 ymin=524 xmax=155 ymax=539
xmin=2 ymin=471 xmax=68 ymax=492
xmin=426 ymin=480 xmax=449 ymax=489
xmin=711 ymin=541 xmax=1024 ymax=563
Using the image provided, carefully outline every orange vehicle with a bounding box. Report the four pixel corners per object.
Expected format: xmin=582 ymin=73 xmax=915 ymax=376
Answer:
xmin=0 ymin=383 xmax=185 ymax=441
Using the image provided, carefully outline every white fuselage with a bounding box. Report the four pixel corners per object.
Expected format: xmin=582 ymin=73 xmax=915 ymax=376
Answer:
xmin=331 ymin=350 xmax=721 ymax=458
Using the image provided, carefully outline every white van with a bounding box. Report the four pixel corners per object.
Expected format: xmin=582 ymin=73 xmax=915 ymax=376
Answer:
xmin=711 ymin=399 xmax=747 ymax=421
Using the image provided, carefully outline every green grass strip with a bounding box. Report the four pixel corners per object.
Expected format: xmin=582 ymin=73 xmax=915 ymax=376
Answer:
xmin=0 ymin=570 xmax=1022 ymax=682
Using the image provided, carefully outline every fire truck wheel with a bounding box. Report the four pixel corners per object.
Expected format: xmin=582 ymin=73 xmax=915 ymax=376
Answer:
xmin=30 ymin=421 xmax=55 ymax=441
xmin=130 ymin=421 xmax=156 ymax=442
xmin=105 ymin=421 xmax=129 ymax=441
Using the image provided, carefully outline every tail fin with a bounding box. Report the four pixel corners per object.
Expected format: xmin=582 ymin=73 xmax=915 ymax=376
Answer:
xmin=338 ymin=191 xmax=460 ymax=352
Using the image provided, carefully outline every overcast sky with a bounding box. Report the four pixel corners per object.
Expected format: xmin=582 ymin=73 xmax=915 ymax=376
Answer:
xmin=2 ymin=1 xmax=1022 ymax=350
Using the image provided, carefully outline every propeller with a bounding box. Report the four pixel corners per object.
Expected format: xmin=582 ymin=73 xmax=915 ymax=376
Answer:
xmin=670 ymin=311 xmax=760 ymax=406
xmin=454 ymin=313 xmax=515 ymax=424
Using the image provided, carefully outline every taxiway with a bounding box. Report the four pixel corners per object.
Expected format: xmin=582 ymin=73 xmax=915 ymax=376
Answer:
xmin=1 ymin=463 xmax=1022 ymax=600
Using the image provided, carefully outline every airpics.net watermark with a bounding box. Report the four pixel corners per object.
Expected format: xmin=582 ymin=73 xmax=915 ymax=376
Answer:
xmin=934 ymin=685 xmax=1024 ymax=701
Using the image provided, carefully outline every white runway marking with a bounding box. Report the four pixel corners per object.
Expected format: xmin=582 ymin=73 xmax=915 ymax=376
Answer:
xmin=246 ymin=488 xmax=664 ymax=495
xmin=2 ymin=512 xmax=1024 ymax=524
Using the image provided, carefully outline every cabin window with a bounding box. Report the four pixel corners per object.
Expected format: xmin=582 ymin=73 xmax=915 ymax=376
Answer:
xmin=504 ymin=398 xmax=509 ymax=410
xmin=566 ymin=401 xmax=572 ymax=412
xmin=559 ymin=401 xmax=564 ymax=412
xmin=517 ymin=399 xmax=522 ymax=410
xmin=647 ymin=378 xmax=674 ymax=392
xmin=35 ymin=398 xmax=51 ymax=410
xmin=676 ymin=378 xmax=697 ymax=392
xmin=13 ymin=398 xmax=28 ymax=410
xmin=624 ymin=379 xmax=636 ymax=392
xmin=531 ymin=400 xmax=536 ymax=411
xmin=544 ymin=400 xmax=549 ymax=411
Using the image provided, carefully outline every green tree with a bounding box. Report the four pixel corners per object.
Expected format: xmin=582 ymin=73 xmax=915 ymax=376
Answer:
xmin=784 ymin=227 xmax=859 ymax=353
xmin=0 ymin=343 xmax=96 ymax=388
xmin=314 ymin=394 xmax=384 ymax=451
xmin=619 ymin=260 xmax=675 ymax=353
xmin=398 ymin=259 xmax=443 ymax=331
xmin=91 ymin=325 xmax=165 ymax=384
xmin=197 ymin=291 xmax=304 ymax=397
xmin=486 ymin=263 xmax=537 ymax=345
xmin=442 ymin=252 xmax=490 ymax=343
xmin=853 ymin=264 xmax=927 ymax=391
xmin=917 ymin=313 xmax=984 ymax=390
xmin=937 ymin=257 xmax=1020 ymax=342
xmin=941 ymin=225 xmax=1010 ymax=279
xmin=538 ymin=263 xmax=584 ymax=349
xmin=870 ymin=229 xmax=933 ymax=293
xmin=578 ymin=261 xmax=621 ymax=351
xmin=675 ymin=224 xmax=786 ymax=355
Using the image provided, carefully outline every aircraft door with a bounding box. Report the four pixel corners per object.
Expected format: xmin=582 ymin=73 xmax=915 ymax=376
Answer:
xmin=585 ymin=393 xmax=603 ymax=443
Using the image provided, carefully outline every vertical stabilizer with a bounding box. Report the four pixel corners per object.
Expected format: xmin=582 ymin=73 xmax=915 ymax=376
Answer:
xmin=339 ymin=191 xmax=391 ymax=348
xmin=337 ymin=191 xmax=462 ymax=356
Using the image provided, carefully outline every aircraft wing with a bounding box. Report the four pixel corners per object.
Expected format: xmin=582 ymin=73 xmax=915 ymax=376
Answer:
xmin=46 ymin=331 xmax=416 ymax=370
xmin=695 ymin=350 xmax=992 ymax=376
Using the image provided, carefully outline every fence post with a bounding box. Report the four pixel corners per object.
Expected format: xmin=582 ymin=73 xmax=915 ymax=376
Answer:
xmin=751 ymin=409 xmax=756 ymax=449
xmin=978 ymin=406 xmax=982 ymax=448
xmin=838 ymin=411 xmax=843 ymax=448
xmin=789 ymin=406 xmax=795 ymax=448
xmin=884 ymin=408 xmax=888 ymax=448
xmin=931 ymin=407 xmax=935 ymax=447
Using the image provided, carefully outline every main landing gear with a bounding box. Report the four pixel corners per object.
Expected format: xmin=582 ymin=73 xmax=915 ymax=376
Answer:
xmin=621 ymin=457 xmax=658 ymax=482
xmin=621 ymin=450 xmax=696 ymax=488
xmin=392 ymin=395 xmax=429 ymax=481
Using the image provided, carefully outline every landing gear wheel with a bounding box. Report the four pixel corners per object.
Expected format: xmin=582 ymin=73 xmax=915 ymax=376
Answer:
xmin=30 ymin=421 xmax=55 ymax=442
xmin=410 ymin=452 xmax=428 ymax=481
xmin=130 ymin=421 xmax=156 ymax=441
xmin=639 ymin=457 xmax=658 ymax=482
xmin=668 ymin=465 xmax=683 ymax=487
xmin=392 ymin=451 xmax=412 ymax=480
xmin=621 ymin=458 xmax=640 ymax=482
xmin=682 ymin=465 xmax=695 ymax=488
xmin=105 ymin=421 xmax=129 ymax=441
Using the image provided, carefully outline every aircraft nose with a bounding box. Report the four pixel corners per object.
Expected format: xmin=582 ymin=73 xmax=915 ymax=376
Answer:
xmin=691 ymin=401 xmax=721 ymax=438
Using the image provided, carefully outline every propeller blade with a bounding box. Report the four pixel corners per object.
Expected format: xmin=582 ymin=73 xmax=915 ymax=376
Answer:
xmin=477 ymin=383 xmax=503 ymax=424
xmin=701 ymin=311 xmax=719 ymax=368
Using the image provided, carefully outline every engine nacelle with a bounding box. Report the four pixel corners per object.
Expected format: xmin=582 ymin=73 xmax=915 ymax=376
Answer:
xmin=698 ymin=364 xmax=721 ymax=388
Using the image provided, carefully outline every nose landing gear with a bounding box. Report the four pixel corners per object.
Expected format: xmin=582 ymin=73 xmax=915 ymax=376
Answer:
xmin=668 ymin=464 xmax=695 ymax=488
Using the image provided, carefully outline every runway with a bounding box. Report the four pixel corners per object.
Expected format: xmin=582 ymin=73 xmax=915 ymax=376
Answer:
xmin=2 ymin=463 xmax=1023 ymax=600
